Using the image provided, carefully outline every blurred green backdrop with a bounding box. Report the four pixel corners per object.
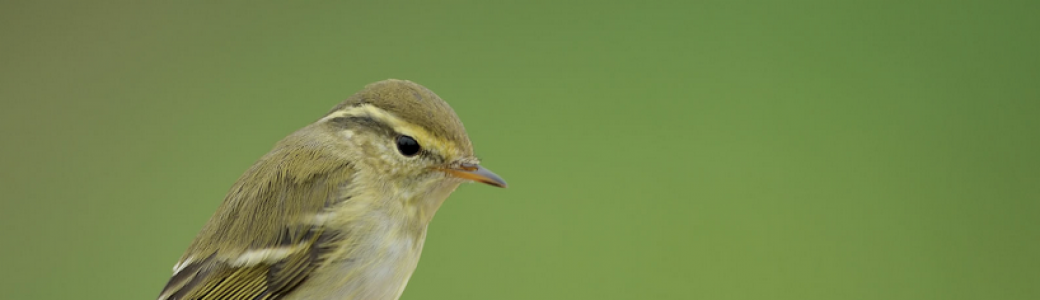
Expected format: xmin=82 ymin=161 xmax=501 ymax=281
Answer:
xmin=1 ymin=1 xmax=1038 ymax=299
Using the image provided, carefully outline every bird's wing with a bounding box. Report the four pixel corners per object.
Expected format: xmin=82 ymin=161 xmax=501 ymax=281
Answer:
xmin=157 ymin=227 xmax=339 ymax=300
xmin=157 ymin=144 xmax=354 ymax=300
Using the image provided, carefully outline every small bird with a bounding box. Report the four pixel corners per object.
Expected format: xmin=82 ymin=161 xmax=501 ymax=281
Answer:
xmin=156 ymin=79 xmax=506 ymax=300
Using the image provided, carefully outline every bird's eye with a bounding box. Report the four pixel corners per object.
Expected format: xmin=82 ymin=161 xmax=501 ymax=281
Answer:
xmin=396 ymin=135 xmax=421 ymax=157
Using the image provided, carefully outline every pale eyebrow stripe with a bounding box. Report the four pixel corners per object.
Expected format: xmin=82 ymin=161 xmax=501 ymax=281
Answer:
xmin=321 ymin=105 xmax=399 ymax=135
xmin=320 ymin=104 xmax=458 ymax=159
xmin=327 ymin=115 xmax=396 ymax=137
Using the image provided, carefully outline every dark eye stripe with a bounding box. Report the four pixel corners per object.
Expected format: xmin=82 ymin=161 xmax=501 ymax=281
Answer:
xmin=328 ymin=116 xmax=395 ymax=137
xmin=327 ymin=115 xmax=446 ymax=162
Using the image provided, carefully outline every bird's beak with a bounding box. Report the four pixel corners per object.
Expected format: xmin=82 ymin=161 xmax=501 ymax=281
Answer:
xmin=440 ymin=163 xmax=508 ymax=188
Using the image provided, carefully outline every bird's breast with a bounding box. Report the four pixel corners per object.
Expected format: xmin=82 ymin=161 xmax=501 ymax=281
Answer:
xmin=285 ymin=210 xmax=428 ymax=300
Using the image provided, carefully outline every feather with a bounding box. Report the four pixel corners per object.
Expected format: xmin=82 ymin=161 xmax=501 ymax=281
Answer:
xmin=158 ymin=127 xmax=354 ymax=300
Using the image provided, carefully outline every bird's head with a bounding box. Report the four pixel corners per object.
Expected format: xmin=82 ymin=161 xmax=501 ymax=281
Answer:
xmin=270 ymin=79 xmax=505 ymax=211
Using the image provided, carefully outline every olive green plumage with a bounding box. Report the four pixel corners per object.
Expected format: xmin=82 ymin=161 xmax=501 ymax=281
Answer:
xmin=157 ymin=79 xmax=506 ymax=300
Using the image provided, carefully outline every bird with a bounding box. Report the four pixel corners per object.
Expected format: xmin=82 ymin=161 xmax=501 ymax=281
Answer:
xmin=156 ymin=79 xmax=507 ymax=300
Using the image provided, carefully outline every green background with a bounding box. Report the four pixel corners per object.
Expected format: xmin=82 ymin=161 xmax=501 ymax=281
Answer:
xmin=2 ymin=1 xmax=1037 ymax=299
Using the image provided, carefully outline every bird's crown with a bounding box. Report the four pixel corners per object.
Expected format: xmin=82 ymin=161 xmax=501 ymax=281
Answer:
xmin=324 ymin=79 xmax=473 ymax=158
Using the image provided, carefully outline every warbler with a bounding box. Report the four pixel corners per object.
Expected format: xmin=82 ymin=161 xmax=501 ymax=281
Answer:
xmin=156 ymin=79 xmax=507 ymax=300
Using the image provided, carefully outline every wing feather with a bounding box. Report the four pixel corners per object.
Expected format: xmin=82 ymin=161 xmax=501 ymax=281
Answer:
xmin=158 ymin=228 xmax=340 ymax=300
xmin=157 ymin=137 xmax=355 ymax=300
